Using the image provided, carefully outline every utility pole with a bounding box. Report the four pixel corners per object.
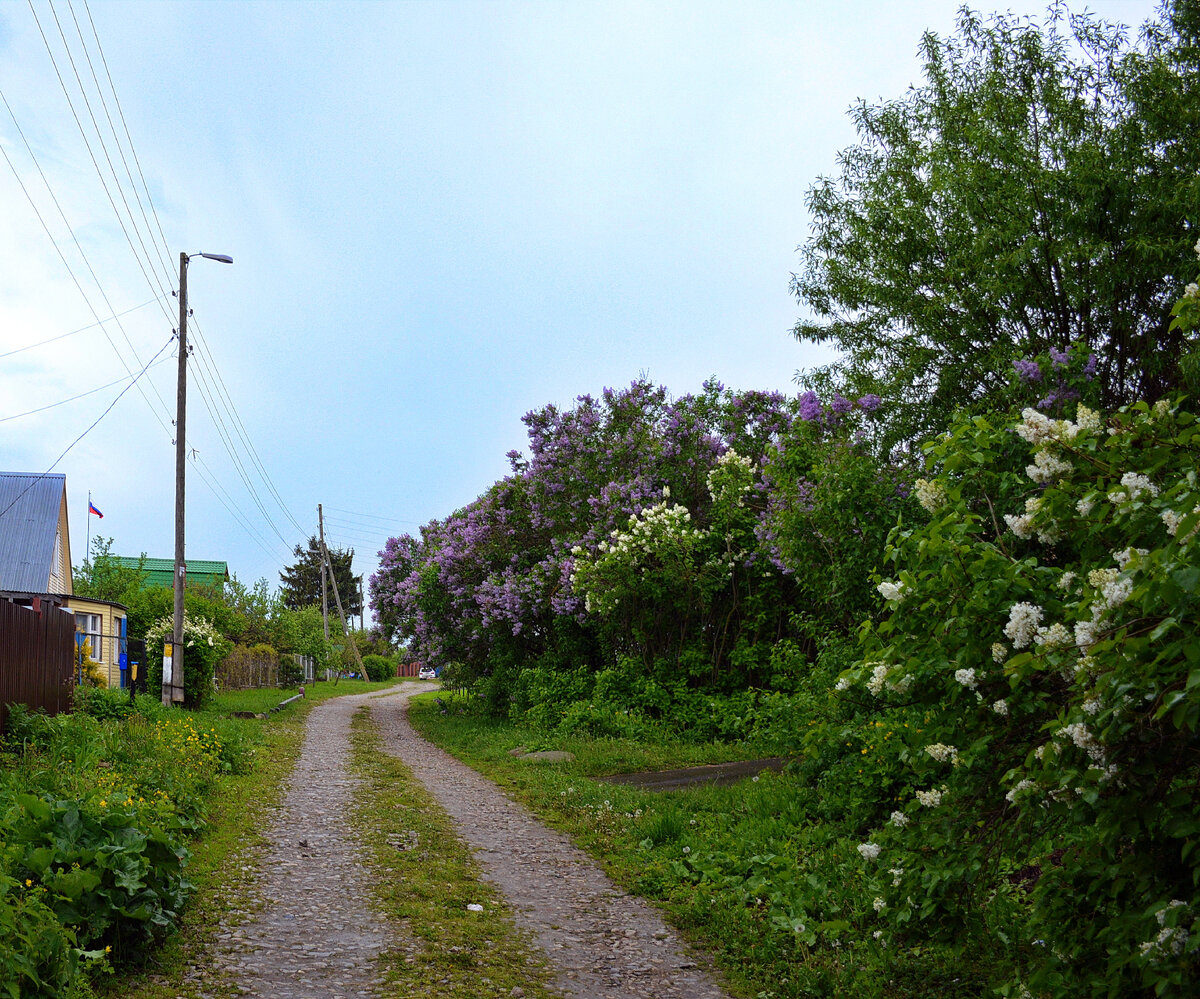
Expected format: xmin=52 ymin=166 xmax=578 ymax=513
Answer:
xmin=318 ymin=504 xmax=364 ymax=681
xmin=166 ymin=252 xmax=189 ymax=707
xmin=318 ymin=504 xmax=330 ymax=642
xmin=165 ymin=251 xmax=232 ymax=707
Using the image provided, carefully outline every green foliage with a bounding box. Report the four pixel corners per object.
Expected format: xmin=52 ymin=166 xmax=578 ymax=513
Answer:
xmin=359 ymin=654 xmax=396 ymax=682
xmin=793 ymin=4 xmax=1200 ymax=449
xmin=0 ymin=872 xmax=79 ymax=998
xmin=279 ymin=536 xmax=361 ymax=617
xmin=4 ymin=794 xmax=193 ymax=962
xmin=826 ymin=395 xmax=1200 ymax=997
xmin=71 ymin=539 xmax=146 ymax=604
xmin=142 ymin=614 xmax=230 ymax=708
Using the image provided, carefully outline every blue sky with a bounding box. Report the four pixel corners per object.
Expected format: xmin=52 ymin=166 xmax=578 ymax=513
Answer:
xmin=0 ymin=0 xmax=1162 ymax=607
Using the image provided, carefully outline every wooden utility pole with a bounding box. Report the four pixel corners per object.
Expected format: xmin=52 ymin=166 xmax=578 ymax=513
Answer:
xmin=167 ymin=252 xmax=189 ymax=706
xmin=317 ymin=508 xmax=364 ymax=682
xmin=318 ymin=504 xmax=330 ymax=642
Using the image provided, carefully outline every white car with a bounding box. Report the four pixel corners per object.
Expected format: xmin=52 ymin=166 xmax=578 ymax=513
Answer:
xmin=418 ymin=666 xmax=437 ymax=680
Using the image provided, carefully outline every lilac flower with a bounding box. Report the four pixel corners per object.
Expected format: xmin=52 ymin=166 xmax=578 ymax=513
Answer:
xmin=798 ymin=391 xmax=822 ymax=421
xmin=1049 ymin=346 xmax=1071 ymax=367
xmin=1012 ymin=359 xmax=1042 ymax=383
xmin=856 ymin=394 xmax=882 ymax=412
xmin=1084 ymin=353 xmax=1098 ymax=379
xmin=831 ymin=392 xmax=853 ymax=415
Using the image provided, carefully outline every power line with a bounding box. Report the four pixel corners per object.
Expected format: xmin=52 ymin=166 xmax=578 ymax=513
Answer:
xmin=79 ymin=0 xmax=174 ymax=281
xmin=0 ymin=295 xmax=164 ymax=359
xmin=325 ymin=505 xmax=424 ymax=526
xmin=0 ymin=87 xmax=175 ymax=436
xmin=0 ymin=333 xmax=174 ymax=522
xmin=0 ymin=353 xmax=173 ymax=422
xmin=27 ymin=0 xmax=177 ymax=330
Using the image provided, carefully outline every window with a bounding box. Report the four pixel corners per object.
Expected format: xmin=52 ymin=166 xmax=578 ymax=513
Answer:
xmin=75 ymin=612 xmax=103 ymax=662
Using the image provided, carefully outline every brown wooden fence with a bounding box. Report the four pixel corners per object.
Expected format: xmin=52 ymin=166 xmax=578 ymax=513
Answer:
xmin=0 ymin=599 xmax=76 ymax=733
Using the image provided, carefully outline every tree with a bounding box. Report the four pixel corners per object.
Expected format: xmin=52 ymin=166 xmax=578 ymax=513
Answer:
xmin=72 ymin=537 xmax=147 ymax=603
xmin=792 ymin=2 xmax=1200 ymax=452
xmin=279 ymin=536 xmax=361 ymax=617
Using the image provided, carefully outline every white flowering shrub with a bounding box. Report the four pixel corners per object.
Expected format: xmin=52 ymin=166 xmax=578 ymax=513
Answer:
xmin=830 ymin=393 xmax=1200 ymax=997
xmin=144 ymin=612 xmax=230 ymax=707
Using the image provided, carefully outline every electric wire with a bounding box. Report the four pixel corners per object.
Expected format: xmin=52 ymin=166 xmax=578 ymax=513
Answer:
xmin=0 ymin=296 xmax=164 ymax=359
xmin=79 ymin=0 xmax=174 ymax=281
xmin=27 ymin=1 xmax=177 ymax=331
xmin=0 ymin=94 xmax=175 ymax=438
xmin=63 ymin=0 xmax=175 ymax=291
xmin=0 ymin=353 xmax=173 ymax=422
xmin=0 ymin=334 xmax=174 ymax=522
xmin=187 ymin=317 xmax=308 ymax=537
xmin=325 ymin=506 xmax=423 ymax=526
xmin=192 ymin=453 xmax=292 ymax=568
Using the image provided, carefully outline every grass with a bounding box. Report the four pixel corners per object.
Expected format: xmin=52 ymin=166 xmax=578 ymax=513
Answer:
xmin=407 ymin=691 xmax=1005 ymax=999
xmin=348 ymin=705 xmax=560 ymax=998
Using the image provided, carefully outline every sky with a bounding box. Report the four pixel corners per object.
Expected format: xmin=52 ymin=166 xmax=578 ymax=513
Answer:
xmin=0 ymin=0 xmax=1163 ymax=617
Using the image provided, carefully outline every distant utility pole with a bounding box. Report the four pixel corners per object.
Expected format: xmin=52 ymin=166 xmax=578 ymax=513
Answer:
xmin=318 ymin=502 xmax=364 ymax=681
xmin=318 ymin=504 xmax=330 ymax=641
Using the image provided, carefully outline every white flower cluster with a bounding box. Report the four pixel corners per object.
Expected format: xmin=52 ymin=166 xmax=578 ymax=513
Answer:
xmin=873 ymin=896 xmax=887 ymax=912
xmin=706 ymin=449 xmax=755 ymax=506
xmin=992 ymin=699 xmax=1009 ymax=716
xmin=889 ymin=810 xmax=909 ymax=827
xmin=1057 ymin=571 xmax=1077 ymax=591
xmin=915 ymin=788 xmax=943 ymax=808
xmin=1108 ymin=471 xmax=1159 ymax=505
xmin=1112 ymin=547 xmax=1147 ymax=570
xmin=1026 ymin=449 xmax=1073 ymax=485
xmin=1004 ymin=497 xmax=1059 ymax=543
xmin=857 ymin=842 xmax=882 ymax=862
xmin=953 ymin=668 xmax=978 ymax=689
xmin=925 ymin=743 xmax=958 ymax=764
xmin=865 ymin=663 xmax=890 ymax=697
xmin=1138 ymin=901 xmax=1193 ymax=962
xmin=1005 ymin=778 xmax=1037 ymax=804
xmin=1004 ymin=602 xmax=1044 ymax=649
xmin=1162 ymin=503 xmax=1200 ymax=541
xmin=889 ymin=866 xmax=904 ymax=886
xmin=991 ymin=642 xmax=1008 ymax=663
xmin=914 ymin=478 xmax=948 ymax=513
xmin=876 ymin=579 xmax=908 ymax=602
xmin=1033 ymin=622 xmax=1072 ymax=649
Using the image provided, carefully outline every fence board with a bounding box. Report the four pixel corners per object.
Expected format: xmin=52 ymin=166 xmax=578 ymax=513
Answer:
xmin=0 ymin=600 xmax=76 ymax=732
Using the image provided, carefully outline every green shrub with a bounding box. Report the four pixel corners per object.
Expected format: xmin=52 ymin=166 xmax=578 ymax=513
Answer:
xmin=360 ymin=654 xmax=396 ymax=682
xmin=4 ymin=794 xmax=193 ymax=962
xmin=0 ymin=872 xmax=79 ymax=998
xmin=72 ymin=686 xmax=134 ymax=723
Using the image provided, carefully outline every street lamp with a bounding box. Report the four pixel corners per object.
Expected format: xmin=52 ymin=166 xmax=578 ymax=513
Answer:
xmin=164 ymin=251 xmax=233 ymax=707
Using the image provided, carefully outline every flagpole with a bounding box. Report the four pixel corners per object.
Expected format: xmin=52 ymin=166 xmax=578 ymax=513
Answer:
xmin=87 ymin=490 xmax=92 ymax=571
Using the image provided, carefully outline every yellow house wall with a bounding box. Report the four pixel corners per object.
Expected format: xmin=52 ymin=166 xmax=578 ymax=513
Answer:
xmin=66 ymin=596 xmax=128 ymax=688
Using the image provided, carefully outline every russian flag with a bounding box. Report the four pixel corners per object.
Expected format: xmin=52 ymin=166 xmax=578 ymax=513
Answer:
xmin=88 ymin=501 xmax=103 ymax=518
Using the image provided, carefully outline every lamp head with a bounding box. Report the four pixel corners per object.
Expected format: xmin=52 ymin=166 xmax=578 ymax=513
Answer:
xmin=197 ymin=252 xmax=233 ymax=264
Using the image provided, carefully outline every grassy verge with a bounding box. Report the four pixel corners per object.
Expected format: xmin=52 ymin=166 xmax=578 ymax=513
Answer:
xmin=95 ymin=678 xmax=404 ymax=998
xmin=407 ymin=691 xmax=1004 ymax=999
xmin=347 ymin=704 xmax=560 ymax=998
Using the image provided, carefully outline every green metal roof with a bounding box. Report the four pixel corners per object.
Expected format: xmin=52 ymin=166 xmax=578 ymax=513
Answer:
xmin=114 ymin=557 xmax=229 ymax=590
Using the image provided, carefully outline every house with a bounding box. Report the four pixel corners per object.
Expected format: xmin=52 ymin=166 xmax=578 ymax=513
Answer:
xmin=0 ymin=472 xmax=132 ymax=688
xmin=113 ymin=556 xmax=229 ymax=592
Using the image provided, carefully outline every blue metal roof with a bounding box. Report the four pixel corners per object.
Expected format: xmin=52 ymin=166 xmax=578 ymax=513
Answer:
xmin=0 ymin=472 xmax=67 ymax=592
